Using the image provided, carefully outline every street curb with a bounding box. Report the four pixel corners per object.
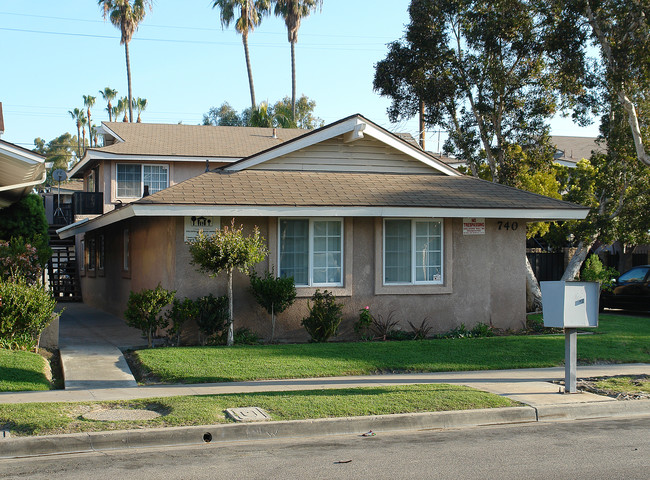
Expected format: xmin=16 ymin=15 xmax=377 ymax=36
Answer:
xmin=2 ymin=400 xmax=650 ymax=459
xmin=536 ymin=399 xmax=650 ymax=422
xmin=0 ymin=407 xmax=535 ymax=459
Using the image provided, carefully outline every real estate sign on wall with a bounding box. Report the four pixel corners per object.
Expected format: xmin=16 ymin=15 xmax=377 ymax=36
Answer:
xmin=463 ymin=218 xmax=485 ymax=235
xmin=184 ymin=216 xmax=220 ymax=242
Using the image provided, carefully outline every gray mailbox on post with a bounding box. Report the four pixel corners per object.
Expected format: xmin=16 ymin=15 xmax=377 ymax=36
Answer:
xmin=540 ymin=281 xmax=600 ymax=393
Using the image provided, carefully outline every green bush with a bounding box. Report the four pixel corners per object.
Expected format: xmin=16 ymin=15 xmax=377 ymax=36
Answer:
xmin=124 ymin=284 xmax=175 ymax=348
xmin=249 ymin=271 xmax=297 ymax=342
xmin=196 ymin=294 xmax=229 ymax=345
xmin=408 ymin=318 xmax=433 ymax=340
xmin=166 ymin=298 xmax=199 ymax=346
xmin=580 ymin=254 xmax=619 ymax=292
xmin=471 ymin=322 xmax=494 ymax=337
xmin=0 ymin=279 xmax=56 ymax=350
xmin=354 ymin=306 xmax=374 ymax=339
xmin=301 ymin=289 xmax=343 ymax=343
xmin=231 ymin=327 xmax=262 ymax=345
xmin=0 ymin=194 xmax=51 ymax=266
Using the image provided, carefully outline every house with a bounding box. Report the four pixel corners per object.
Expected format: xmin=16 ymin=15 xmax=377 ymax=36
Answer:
xmin=58 ymin=114 xmax=589 ymax=342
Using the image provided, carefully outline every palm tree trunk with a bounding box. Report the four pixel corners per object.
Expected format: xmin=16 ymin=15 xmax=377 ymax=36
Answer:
xmin=108 ymin=101 xmax=113 ymax=122
xmin=87 ymin=110 xmax=92 ymax=147
xmin=76 ymin=124 xmax=81 ymax=158
xmin=125 ymin=42 xmax=134 ymax=123
xmin=291 ymin=40 xmax=296 ymax=120
xmin=227 ymin=267 xmax=234 ymax=346
xmin=242 ymin=34 xmax=256 ymax=110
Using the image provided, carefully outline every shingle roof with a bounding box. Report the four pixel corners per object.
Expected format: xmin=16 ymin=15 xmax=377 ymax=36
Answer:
xmin=96 ymin=122 xmax=310 ymax=157
xmin=136 ymin=169 xmax=586 ymax=211
xmin=551 ymin=136 xmax=603 ymax=163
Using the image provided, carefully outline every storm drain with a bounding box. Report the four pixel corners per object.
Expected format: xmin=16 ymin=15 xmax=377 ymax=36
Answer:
xmin=225 ymin=407 xmax=271 ymax=422
xmin=82 ymin=409 xmax=162 ymax=421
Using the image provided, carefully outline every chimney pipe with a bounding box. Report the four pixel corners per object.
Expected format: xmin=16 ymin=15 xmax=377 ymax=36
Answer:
xmin=272 ymin=127 xmax=277 ymax=139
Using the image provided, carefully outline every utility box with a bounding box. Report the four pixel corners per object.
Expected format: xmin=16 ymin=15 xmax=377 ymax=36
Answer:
xmin=540 ymin=281 xmax=599 ymax=328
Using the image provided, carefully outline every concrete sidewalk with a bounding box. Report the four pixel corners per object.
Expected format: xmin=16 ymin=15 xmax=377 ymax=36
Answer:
xmin=1 ymin=364 xmax=648 ymax=406
xmin=56 ymin=303 xmax=144 ymax=390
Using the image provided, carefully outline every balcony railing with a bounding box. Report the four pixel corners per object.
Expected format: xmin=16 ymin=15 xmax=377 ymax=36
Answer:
xmin=73 ymin=192 xmax=103 ymax=216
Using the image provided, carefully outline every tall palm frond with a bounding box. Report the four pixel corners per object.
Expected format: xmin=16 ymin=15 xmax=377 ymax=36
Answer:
xmin=212 ymin=0 xmax=270 ymax=110
xmin=99 ymin=87 xmax=118 ymax=122
xmin=99 ymin=0 xmax=152 ymax=122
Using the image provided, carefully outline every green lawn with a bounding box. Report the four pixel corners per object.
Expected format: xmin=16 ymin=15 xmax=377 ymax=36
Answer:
xmin=0 ymin=349 xmax=51 ymax=392
xmin=0 ymin=384 xmax=517 ymax=436
xmin=135 ymin=314 xmax=650 ymax=384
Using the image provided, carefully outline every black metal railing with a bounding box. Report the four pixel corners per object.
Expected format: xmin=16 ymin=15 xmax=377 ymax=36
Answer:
xmin=73 ymin=192 xmax=103 ymax=215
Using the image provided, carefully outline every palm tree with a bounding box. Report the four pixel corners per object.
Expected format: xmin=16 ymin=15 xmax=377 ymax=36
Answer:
xmin=83 ymin=95 xmax=96 ymax=146
xmin=99 ymin=0 xmax=152 ymax=122
xmin=116 ymin=97 xmax=129 ymax=122
xmin=99 ymin=87 xmax=118 ymax=122
xmin=212 ymin=0 xmax=270 ymax=110
xmin=79 ymin=111 xmax=88 ymax=153
xmin=68 ymin=108 xmax=84 ymax=158
xmin=273 ymin=0 xmax=322 ymax=118
xmin=134 ymin=97 xmax=147 ymax=122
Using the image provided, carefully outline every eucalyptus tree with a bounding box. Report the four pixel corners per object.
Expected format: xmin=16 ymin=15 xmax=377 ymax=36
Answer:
xmin=273 ymin=0 xmax=322 ymax=118
xmin=541 ymin=0 xmax=650 ymax=168
xmin=212 ymin=0 xmax=270 ymax=110
xmin=68 ymin=108 xmax=84 ymax=158
xmin=99 ymin=0 xmax=152 ymax=122
xmin=374 ymin=0 xmax=562 ymax=309
xmin=100 ymin=87 xmax=118 ymax=122
xmin=83 ymin=95 xmax=96 ymax=146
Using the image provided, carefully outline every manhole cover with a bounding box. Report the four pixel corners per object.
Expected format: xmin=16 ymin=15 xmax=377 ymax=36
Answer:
xmin=83 ymin=409 xmax=162 ymax=421
xmin=225 ymin=407 xmax=271 ymax=422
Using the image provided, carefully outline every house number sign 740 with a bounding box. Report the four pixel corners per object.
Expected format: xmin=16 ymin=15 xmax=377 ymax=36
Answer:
xmin=497 ymin=221 xmax=518 ymax=231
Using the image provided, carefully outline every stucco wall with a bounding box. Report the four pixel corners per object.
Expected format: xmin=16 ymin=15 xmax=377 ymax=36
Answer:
xmin=80 ymin=215 xmax=527 ymax=342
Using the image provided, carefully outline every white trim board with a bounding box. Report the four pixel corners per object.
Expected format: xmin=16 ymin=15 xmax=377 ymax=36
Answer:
xmin=57 ymin=203 xmax=589 ymax=238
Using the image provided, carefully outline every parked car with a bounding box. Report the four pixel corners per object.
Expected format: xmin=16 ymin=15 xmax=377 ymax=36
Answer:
xmin=600 ymin=265 xmax=650 ymax=312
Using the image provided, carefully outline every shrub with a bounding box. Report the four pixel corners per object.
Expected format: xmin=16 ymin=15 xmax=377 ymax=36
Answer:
xmin=301 ymin=289 xmax=343 ymax=342
xmin=231 ymin=327 xmax=262 ymax=345
xmin=0 ymin=194 xmax=51 ymax=266
xmin=372 ymin=311 xmax=399 ymax=341
xmin=0 ymin=279 xmax=57 ymax=350
xmin=580 ymin=254 xmax=619 ymax=292
xmin=166 ymin=298 xmax=199 ymax=346
xmin=124 ymin=284 xmax=175 ymax=348
xmin=249 ymin=271 xmax=297 ymax=342
xmin=196 ymin=294 xmax=229 ymax=345
xmin=0 ymin=240 xmax=42 ymax=284
xmin=386 ymin=329 xmax=413 ymax=341
xmin=354 ymin=306 xmax=374 ymax=340
xmin=471 ymin=322 xmax=494 ymax=337
xmin=408 ymin=318 xmax=433 ymax=340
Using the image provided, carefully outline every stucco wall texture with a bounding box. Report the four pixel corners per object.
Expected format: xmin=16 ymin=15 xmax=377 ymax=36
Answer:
xmin=79 ymin=216 xmax=527 ymax=343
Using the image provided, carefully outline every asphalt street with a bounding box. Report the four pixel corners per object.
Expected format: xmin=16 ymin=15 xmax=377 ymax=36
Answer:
xmin=2 ymin=416 xmax=648 ymax=480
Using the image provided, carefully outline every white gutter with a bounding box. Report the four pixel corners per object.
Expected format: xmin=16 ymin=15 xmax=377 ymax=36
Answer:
xmin=0 ymin=170 xmax=47 ymax=192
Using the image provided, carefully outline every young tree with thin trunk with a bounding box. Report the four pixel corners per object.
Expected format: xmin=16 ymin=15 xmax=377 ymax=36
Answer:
xmin=273 ymin=0 xmax=322 ymax=119
xmin=189 ymin=219 xmax=268 ymax=346
xmin=99 ymin=0 xmax=152 ymax=123
xmin=212 ymin=0 xmax=270 ymax=110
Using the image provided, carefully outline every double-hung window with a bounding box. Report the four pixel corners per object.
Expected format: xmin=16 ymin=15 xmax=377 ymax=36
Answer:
xmin=384 ymin=219 xmax=443 ymax=284
xmin=116 ymin=164 xmax=168 ymax=198
xmin=279 ymin=219 xmax=343 ymax=287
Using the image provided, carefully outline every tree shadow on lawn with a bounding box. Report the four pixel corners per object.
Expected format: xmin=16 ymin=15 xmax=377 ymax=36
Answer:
xmin=0 ymin=366 xmax=51 ymax=391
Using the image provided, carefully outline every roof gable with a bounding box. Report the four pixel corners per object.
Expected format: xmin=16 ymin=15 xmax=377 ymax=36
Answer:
xmin=225 ymin=115 xmax=460 ymax=176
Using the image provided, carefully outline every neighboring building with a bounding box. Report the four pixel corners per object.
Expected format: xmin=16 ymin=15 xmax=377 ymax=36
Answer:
xmin=68 ymin=122 xmax=309 ymax=215
xmin=59 ymin=115 xmax=589 ymax=342
xmin=0 ymin=101 xmax=47 ymax=208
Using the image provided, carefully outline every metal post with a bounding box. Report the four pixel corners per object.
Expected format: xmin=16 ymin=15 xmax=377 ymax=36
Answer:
xmin=565 ymin=328 xmax=577 ymax=393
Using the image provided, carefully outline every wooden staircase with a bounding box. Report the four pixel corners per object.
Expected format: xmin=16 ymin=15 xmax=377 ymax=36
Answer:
xmin=47 ymin=226 xmax=82 ymax=302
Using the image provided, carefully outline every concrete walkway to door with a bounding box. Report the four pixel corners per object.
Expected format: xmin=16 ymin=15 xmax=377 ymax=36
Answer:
xmin=57 ymin=303 xmax=145 ymax=391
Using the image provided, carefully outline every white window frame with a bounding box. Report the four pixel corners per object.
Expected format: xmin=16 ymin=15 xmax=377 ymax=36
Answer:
xmin=116 ymin=163 xmax=169 ymax=199
xmin=278 ymin=218 xmax=344 ymax=288
xmin=383 ymin=218 xmax=444 ymax=286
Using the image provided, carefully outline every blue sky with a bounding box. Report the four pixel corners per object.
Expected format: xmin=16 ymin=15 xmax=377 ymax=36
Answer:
xmin=1 ymin=1 xmax=599 ymax=152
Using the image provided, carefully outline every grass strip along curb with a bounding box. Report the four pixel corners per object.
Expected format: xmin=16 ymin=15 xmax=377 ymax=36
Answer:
xmin=0 ymin=384 xmax=516 ymax=437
